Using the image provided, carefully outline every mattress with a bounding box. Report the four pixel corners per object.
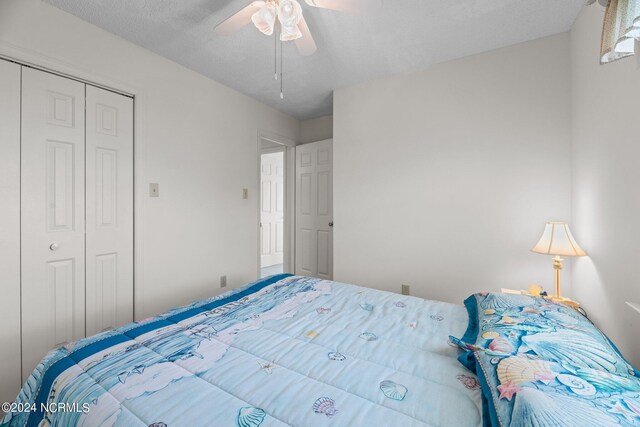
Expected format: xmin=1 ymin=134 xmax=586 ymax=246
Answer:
xmin=2 ymin=274 xmax=482 ymax=427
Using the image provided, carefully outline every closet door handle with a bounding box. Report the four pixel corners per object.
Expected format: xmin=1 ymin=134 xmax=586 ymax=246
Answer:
xmin=49 ymin=243 xmax=60 ymax=251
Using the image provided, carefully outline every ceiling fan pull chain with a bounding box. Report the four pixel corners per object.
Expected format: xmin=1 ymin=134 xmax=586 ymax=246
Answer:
xmin=280 ymin=37 xmax=284 ymax=99
xmin=274 ymin=25 xmax=278 ymax=81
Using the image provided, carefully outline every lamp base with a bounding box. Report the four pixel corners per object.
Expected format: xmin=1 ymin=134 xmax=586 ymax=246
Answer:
xmin=552 ymin=255 xmax=563 ymax=299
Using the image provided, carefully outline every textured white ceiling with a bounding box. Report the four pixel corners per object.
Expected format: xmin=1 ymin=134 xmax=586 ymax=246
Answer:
xmin=44 ymin=0 xmax=585 ymax=120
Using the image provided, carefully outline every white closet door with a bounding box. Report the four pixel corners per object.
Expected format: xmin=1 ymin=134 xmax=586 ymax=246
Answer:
xmin=295 ymin=139 xmax=333 ymax=280
xmin=21 ymin=68 xmax=86 ymax=379
xmin=85 ymin=85 xmax=134 ymax=336
xmin=0 ymin=59 xmax=22 ymax=407
xmin=261 ymin=151 xmax=285 ymax=268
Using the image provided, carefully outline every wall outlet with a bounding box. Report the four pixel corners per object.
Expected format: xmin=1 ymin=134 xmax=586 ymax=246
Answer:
xmin=401 ymin=284 xmax=410 ymax=296
xmin=149 ymin=183 xmax=159 ymax=197
xmin=242 ymin=188 xmax=249 ymax=199
xmin=220 ymin=275 xmax=227 ymax=288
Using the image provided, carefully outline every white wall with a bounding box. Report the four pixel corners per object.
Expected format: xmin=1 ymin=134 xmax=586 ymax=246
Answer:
xmin=300 ymin=115 xmax=333 ymax=144
xmin=333 ymin=33 xmax=573 ymax=305
xmin=571 ymin=6 xmax=640 ymax=367
xmin=0 ymin=0 xmax=299 ymax=332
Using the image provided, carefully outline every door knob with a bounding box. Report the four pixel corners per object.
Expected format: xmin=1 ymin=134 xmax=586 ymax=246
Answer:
xmin=329 ymin=222 xmax=334 ymax=227
xmin=49 ymin=243 xmax=60 ymax=251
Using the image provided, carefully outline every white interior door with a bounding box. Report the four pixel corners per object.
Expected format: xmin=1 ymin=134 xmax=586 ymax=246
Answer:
xmin=85 ymin=85 xmax=134 ymax=336
xmin=0 ymin=59 xmax=22 ymax=408
xmin=21 ymin=67 xmax=86 ymax=379
xmin=295 ymin=139 xmax=333 ymax=279
xmin=261 ymin=151 xmax=285 ymax=268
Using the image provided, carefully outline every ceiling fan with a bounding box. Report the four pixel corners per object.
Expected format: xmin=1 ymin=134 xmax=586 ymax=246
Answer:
xmin=214 ymin=0 xmax=371 ymax=56
xmin=214 ymin=0 xmax=376 ymax=98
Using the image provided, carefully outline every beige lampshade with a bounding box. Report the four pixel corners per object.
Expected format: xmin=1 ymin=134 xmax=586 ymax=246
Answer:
xmin=531 ymin=222 xmax=587 ymax=257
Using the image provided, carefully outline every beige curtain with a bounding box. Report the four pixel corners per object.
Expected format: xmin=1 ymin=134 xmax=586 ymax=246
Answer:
xmin=601 ymin=0 xmax=640 ymax=63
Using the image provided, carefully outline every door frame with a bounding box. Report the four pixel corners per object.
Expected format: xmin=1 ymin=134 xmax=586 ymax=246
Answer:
xmin=257 ymin=131 xmax=295 ymax=278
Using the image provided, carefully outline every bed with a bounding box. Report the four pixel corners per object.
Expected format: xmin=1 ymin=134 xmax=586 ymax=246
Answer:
xmin=4 ymin=275 xmax=639 ymax=427
xmin=1 ymin=274 xmax=483 ymax=427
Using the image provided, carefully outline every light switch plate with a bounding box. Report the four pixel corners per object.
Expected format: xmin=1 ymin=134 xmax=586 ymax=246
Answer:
xmin=149 ymin=183 xmax=159 ymax=197
xmin=401 ymin=285 xmax=410 ymax=296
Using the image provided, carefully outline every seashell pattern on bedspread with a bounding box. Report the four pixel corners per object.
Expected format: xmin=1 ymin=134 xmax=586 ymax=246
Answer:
xmin=1 ymin=274 xmax=482 ymax=427
xmin=451 ymin=292 xmax=640 ymax=426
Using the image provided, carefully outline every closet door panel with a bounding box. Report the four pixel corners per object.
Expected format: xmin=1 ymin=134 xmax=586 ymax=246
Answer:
xmin=0 ymin=59 xmax=22 ymax=408
xmin=85 ymin=85 xmax=134 ymax=336
xmin=21 ymin=68 xmax=86 ymax=380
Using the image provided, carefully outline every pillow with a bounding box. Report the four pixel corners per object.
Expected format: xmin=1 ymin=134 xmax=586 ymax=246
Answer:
xmin=451 ymin=292 xmax=640 ymax=426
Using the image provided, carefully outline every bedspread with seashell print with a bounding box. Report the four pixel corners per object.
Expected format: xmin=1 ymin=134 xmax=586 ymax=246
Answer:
xmin=2 ymin=274 xmax=482 ymax=427
xmin=451 ymin=292 xmax=640 ymax=426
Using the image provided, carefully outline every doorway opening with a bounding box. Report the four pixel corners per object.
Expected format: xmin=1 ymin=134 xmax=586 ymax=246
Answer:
xmin=258 ymin=134 xmax=294 ymax=279
xmin=260 ymin=150 xmax=284 ymax=277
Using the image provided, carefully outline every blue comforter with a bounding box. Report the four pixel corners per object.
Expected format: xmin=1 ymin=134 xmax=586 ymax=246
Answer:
xmin=2 ymin=274 xmax=482 ymax=427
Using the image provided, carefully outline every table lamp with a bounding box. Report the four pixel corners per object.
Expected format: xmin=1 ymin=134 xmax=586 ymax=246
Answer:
xmin=531 ymin=222 xmax=587 ymax=301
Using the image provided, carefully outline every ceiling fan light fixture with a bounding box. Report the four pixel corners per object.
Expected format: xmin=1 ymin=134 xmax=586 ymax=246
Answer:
xmin=280 ymin=24 xmax=303 ymax=41
xmin=216 ymin=0 xmax=320 ymax=99
xmin=251 ymin=2 xmax=277 ymax=35
xmin=277 ymin=0 xmax=303 ymax=27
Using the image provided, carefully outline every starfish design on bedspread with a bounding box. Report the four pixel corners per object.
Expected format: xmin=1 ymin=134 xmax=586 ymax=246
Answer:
xmin=497 ymin=380 xmax=521 ymax=401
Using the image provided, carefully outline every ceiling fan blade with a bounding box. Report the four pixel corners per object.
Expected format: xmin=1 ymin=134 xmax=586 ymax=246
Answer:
xmin=295 ymin=15 xmax=317 ymax=56
xmin=304 ymin=0 xmax=380 ymax=14
xmin=214 ymin=1 xmax=265 ymax=36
